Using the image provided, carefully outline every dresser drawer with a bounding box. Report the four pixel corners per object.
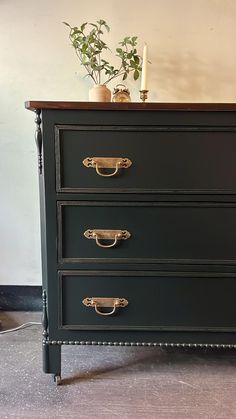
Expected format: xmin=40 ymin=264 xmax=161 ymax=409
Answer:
xmin=58 ymin=201 xmax=236 ymax=265
xmin=58 ymin=271 xmax=236 ymax=331
xmin=55 ymin=125 xmax=236 ymax=194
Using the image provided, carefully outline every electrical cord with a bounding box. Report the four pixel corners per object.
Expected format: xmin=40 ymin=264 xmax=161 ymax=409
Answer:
xmin=0 ymin=322 xmax=41 ymax=334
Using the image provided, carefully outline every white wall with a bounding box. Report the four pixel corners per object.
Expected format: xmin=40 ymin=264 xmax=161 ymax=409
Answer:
xmin=0 ymin=0 xmax=236 ymax=285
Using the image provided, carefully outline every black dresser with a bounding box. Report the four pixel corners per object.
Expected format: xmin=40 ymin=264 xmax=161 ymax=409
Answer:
xmin=25 ymin=101 xmax=236 ymax=384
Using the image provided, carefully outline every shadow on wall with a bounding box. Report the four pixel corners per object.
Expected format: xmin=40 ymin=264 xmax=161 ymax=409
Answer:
xmin=150 ymin=51 xmax=236 ymax=102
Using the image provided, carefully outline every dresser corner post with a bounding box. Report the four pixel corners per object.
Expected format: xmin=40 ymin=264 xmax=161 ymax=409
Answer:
xmin=42 ymin=290 xmax=62 ymax=380
xmin=42 ymin=341 xmax=61 ymax=382
xmin=34 ymin=109 xmax=43 ymax=174
xmin=42 ymin=289 xmax=49 ymax=372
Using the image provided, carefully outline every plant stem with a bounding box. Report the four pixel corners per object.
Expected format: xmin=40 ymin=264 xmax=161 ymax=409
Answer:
xmin=104 ymin=42 xmax=130 ymax=85
xmin=104 ymin=65 xmax=136 ymax=85
xmin=69 ymin=27 xmax=98 ymax=84
xmin=74 ymin=48 xmax=97 ymax=83
xmin=98 ymin=22 xmax=101 ymax=84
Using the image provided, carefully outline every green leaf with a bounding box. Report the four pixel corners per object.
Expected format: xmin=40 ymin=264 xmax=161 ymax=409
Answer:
xmin=80 ymin=22 xmax=87 ymax=31
xmin=133 ymin=69 xmax=139 ymax=80
xmin=123 ymin=72 xmax=128 ymax=80
xmin=89 ymin=23 xmax=98 ymax=29
xmin=81 ymin=44 xmax=87 ymax=53
xmin=116 ymin=48 xmax=123 ymax=54
xmin=62 ymin=22 xmax=71 ymax=27
xmin=93 ymin=65 xmax=104 ymax=71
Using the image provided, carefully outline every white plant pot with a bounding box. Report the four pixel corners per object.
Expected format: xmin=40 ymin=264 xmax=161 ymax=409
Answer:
xmin=89 ymin=84 xmax=111 ymax=102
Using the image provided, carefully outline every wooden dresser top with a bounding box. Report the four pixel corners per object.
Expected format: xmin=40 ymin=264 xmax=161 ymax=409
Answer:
xmin=25 ymin=101 xmax=236 ymax=112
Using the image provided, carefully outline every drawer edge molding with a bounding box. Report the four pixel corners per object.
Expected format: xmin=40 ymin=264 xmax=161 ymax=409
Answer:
xmin=58 ymin=325 xmax=236 ymax=332
xmin=58 ymin=270 xmax=236 ymax=277
xmin=56 ymin=187 xmax=236 ymax=194
xmin=55 ymin=124 xmax=236 ymax=194
xmin=59 ymin=257 xmax=236 ymax=265
xmin=58 ymin=270 xmax=236 ymax=332
xmin=57 ymin=201 xmax=236 ymax=265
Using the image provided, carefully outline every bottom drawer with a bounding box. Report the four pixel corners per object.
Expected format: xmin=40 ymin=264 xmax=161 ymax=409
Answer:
xmin=58 ymin=271 xmax=236 ymax=332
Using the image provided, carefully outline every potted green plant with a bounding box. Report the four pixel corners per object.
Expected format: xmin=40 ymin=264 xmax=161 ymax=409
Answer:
xmin=63 ymin=19 xmax=142 ymax=101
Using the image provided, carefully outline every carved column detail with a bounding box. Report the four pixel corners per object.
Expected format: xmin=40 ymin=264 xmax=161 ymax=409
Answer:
xmin=42 ymin=289 xmax=48 ymax=340
xmin=34 ymin=109 xmax=43 ymax=174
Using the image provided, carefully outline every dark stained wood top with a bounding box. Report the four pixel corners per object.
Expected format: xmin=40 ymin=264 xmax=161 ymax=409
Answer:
xmin=25 ymin=101 xmax=236 ymax=112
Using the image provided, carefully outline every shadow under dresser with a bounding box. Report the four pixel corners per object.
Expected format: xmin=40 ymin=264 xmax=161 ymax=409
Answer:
xmin=25 ymin=101 xmax=236 ymax=384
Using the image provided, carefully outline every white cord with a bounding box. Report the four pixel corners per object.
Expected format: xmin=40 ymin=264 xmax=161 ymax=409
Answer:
xmin=0 ymin=322 xmax=41 ymax=334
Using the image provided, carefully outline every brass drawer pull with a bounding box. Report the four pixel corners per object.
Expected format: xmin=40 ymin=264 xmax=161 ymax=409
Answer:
xmin=83 ymin=157 xmax=132 ymax=177
xmin=84 ymin=229 xmax=131 ymax=248
xmin=82 ymin=297 xmax=128 ymax=316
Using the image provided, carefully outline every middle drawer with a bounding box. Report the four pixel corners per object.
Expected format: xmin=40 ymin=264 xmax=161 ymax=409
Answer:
xmin=57 ymin=201 xmax=236 ymax=265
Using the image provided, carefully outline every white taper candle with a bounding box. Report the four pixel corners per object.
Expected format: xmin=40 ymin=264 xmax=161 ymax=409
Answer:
xmin=141 ymin=43 xmax=148 ymax=90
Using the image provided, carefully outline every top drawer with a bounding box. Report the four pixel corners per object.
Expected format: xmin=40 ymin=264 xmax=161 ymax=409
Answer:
xmin=55 ymin=125 xmax=236 ymax=194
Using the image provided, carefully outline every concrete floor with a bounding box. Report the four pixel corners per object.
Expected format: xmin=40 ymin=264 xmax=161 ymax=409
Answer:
xmin=1 ymin=312 xmax=236 ymax=419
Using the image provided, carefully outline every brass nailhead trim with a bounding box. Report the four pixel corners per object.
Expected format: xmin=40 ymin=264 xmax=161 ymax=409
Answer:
xmin=42 ymin=339 xmax=236 ymax=349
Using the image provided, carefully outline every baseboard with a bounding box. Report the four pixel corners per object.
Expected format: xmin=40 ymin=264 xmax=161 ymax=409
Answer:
xmin=0 ymin=286 xmax=42 ymax=311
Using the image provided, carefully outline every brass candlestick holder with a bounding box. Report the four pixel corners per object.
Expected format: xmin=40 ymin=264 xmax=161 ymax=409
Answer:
xmin=140 ymin=90 xmax=148 ymax=102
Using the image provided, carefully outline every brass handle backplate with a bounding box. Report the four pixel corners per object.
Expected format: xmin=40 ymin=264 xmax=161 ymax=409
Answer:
xmin=84 ymin=229 xmax=131 ymax=248
xmin=82 ymin=297 xmax=128 ymax=316
xmin=82 ymin=157 xmax=132 ymax=177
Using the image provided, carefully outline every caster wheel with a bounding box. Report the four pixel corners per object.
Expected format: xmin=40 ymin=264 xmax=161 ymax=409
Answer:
xmin=54 ymin=375 xmax=61 ymax=385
